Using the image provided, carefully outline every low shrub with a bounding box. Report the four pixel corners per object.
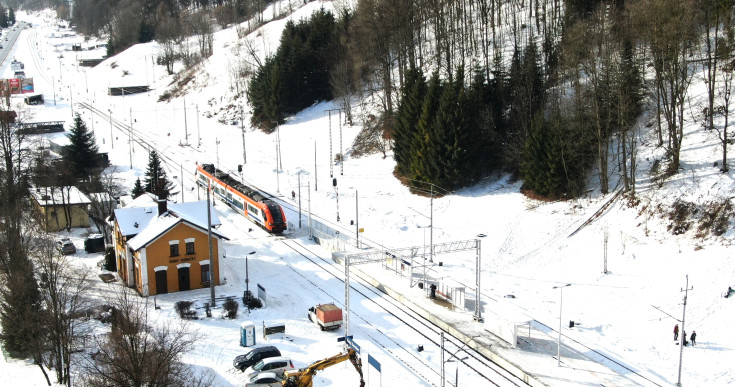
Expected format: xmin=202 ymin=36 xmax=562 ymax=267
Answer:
xmin=223 ymin=297 xmax=238 ymax=319
xmin=242 ymin=290 xmax=263 ymax=310
xmin=174 ymin=301 xmax=197 ymax=319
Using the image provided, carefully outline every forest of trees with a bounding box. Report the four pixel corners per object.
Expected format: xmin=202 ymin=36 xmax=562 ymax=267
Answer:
xmin=25 ymin=0 xmax=725 ymax=199
xmin=1 ymin=0 xmax=733 ymax=384
xmin=242 ymin=0 xmax=648 ymax=197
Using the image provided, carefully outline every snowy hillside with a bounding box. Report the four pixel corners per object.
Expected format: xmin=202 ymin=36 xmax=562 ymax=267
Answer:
xmin=2 ymin=3 xmax=735 ymax=386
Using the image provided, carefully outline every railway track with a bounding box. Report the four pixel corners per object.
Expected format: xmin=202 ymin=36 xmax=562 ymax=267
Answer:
xmin=22 ymin=24 xmax=529 ymax=387
xmin=279 ymin=239 xmax=526 ymax=387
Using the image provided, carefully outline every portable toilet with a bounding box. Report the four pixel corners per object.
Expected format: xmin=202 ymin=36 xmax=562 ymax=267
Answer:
xmin=240 ymin=321 xmax=256 ymax=347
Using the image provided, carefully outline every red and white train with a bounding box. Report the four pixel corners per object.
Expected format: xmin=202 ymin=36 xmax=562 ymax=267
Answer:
xmin=195 ymin=163 xmax=287 ymax=234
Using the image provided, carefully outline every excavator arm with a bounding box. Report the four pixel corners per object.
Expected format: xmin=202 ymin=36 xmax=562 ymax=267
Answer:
xmin=282 ymin=348 xmax=364 ymax=387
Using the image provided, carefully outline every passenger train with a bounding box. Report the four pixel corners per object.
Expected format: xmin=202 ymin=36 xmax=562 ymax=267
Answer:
xmin=195 ymin=163 xmax=287 ymax=234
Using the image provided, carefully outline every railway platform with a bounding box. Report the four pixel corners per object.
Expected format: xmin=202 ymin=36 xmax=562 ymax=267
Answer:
xmin=332 ymin=253 xmax=663 ymax=387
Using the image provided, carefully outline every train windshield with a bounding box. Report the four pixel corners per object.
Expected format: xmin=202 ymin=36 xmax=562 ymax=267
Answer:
xmin=266 ymin=203 xmax=284 ymax=224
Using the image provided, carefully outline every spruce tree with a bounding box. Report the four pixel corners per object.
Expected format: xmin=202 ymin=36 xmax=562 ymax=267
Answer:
xmin=411 ymin=72 xmax=442 ymax=186
xmin=131 ymin=177 xmax=145 ymax=199
xmin=0 ymin=261 xmax=45 ymax=359
xmin=143 ymin=150 xmax=176 ymax=200
xmin=393 ymin=68 xmax=426 ymax=177
xmin=62 ymin=114 xmax=99 ymax=182
xmin=432 ymin=73 xmax=462 ymax=189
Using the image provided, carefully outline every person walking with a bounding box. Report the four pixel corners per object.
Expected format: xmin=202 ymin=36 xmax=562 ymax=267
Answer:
xmin=674 ymin=324 xmax=679 ymax=340
xmin=690 ymin=331 xmax=697 ymax=346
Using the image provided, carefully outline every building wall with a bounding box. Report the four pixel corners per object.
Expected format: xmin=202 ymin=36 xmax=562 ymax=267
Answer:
xmin=33 ymin=201 xmax=90 ymax=231
xmin=137 ymin=222 xmax=220 ymax=296
xmin=113 ymin=223 xmax=133 ymax=286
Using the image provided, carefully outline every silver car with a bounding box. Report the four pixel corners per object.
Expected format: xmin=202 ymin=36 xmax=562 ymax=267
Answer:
xmin=243 ymin=356 xmax=294 ymax=380
xmin=245 ymin=371 xmax=283 ymax=387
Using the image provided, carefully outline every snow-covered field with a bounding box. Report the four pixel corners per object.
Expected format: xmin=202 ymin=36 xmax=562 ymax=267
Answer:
xmin=2 ymin=3 xmax=734 ymax=386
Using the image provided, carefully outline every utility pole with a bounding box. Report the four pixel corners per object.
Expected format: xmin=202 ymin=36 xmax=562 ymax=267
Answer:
xmin=109 ymin=110 xmax=113 ymax=149
xmin=324 ymin=108 xmax=343 ymax=178
xmin=314 ymin=141 xmax=317 ymax=191
xmin=333 ymin=178 xmax=339 ymax=222
xmin=275 ymin=141 xmax=280 ymax=194
xmin=298 ymin=172 xmax=302 ymax=228
xmin=240 ymin=105 xmax=246 ymax=165
xmin=603 ymin=222 xmax=609 ymax=274
xmin=207 ymin=180 xmax=215 ymax=306
xmin=183 ymin=96 xmax=189 ymax=145
xmin=180 ymin=164 xmax=184 ymax=203
xmin=196 ymin=104 xmax=201 ymax=147
xmin=440 ymin=332 xmax=445 ymax=387
xmin=676 ymin=275 xmax=693 ymax=386
xmin=339 ymin=109 xmax=343 ymax=175
xmin=276 ymin=122 xmax=282 ymax=170
xmin=128 ymin=108 xmax=133 ymax=169
xmin=430 ymin=185 xmax=434 ymax=263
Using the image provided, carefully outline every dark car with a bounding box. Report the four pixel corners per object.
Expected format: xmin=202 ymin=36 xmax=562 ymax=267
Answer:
xmin=233 ymin=346 xmax=281 ymax=372
xmin=56 ymin=238 xmax=76 ymax=255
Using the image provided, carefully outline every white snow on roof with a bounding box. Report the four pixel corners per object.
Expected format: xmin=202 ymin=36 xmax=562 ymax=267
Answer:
xmin=115 ymin=198 xmax=226 ymax=251
xmin=30 ymin=186 xmax=91 ymax=206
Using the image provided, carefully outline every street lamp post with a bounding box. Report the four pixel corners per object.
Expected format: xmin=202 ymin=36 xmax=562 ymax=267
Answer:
xmin=441 ymin=333 xmax=479 ymax=387
xmin=553 ymin=283 xmax=572 ymax=366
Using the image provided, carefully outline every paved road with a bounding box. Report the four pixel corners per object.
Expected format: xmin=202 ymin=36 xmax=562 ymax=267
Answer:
xmin=0 ymin=21 xmax=28 ymax=68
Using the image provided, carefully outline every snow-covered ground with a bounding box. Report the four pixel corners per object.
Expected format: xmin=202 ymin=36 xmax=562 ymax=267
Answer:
xmin=2 ymin=4 xmax=735 ymax=386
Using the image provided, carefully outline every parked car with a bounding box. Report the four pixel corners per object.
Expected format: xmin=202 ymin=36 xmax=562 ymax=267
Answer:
xmin=243 ymin=356 xmax=294 ymax=379
xmin=233 ymin=346 xmax=281 ymax=372
xmin=56 ymin=238 xmax=76 ymax=255
xmin=244 ymin=372 xmax=283 ymax=387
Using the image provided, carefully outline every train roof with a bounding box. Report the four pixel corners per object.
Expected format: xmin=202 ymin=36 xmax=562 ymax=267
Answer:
xmin=200 ymin=164 xmax=269 ymax=203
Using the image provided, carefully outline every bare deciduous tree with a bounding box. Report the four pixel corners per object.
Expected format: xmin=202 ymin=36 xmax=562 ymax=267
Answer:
xmin=82 ymin=289 xmax=213 ymax=387
xmin=34 ymin=237 xmax=94 ymax=386
xmin=630 ymin=0 xmax=698 ymax=175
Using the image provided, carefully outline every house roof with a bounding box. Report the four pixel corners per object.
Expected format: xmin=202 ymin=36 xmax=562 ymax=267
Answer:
xmin=30 ymin=186 xmax=92 ymax=206
xmin=114 ymin=198 xmax=227 ymax=252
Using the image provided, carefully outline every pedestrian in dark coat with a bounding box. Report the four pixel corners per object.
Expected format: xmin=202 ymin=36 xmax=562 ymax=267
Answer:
xmin=429 ymin=284 xmax=437 ymax=300
xmin=674 ymin=324 xmax=679 ymax=340
xmin=690 ymin=331 xmax=696 ymax=346
xmin=683 ymin=330 xmax=688 ymax=346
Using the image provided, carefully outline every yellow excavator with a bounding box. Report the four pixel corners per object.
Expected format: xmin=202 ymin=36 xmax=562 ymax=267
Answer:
xmin=281 ymin=348 xmax=365 ymax=387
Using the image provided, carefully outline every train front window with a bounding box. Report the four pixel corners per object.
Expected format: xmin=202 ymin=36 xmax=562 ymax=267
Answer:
xmin=267 ymin=203 xmax=283 ymax=223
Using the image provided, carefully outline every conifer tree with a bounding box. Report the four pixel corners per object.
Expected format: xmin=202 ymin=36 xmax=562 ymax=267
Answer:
xmin=411 ymin=72 xmax=442 ymax=185
xmin=432 ymin=72 xmax=462 ymax=189
xmin=131 ymin=177 xmax=145 ymax=199
xmin=0 ymin=261 xmax=45 ymax=359
xmin=393 ymin=67 xmax=426 ymax=177
xmin=143 ymin=150 xmax=176 ymax=200
xmin=62 ymin=114 xmax=99 ymax=182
